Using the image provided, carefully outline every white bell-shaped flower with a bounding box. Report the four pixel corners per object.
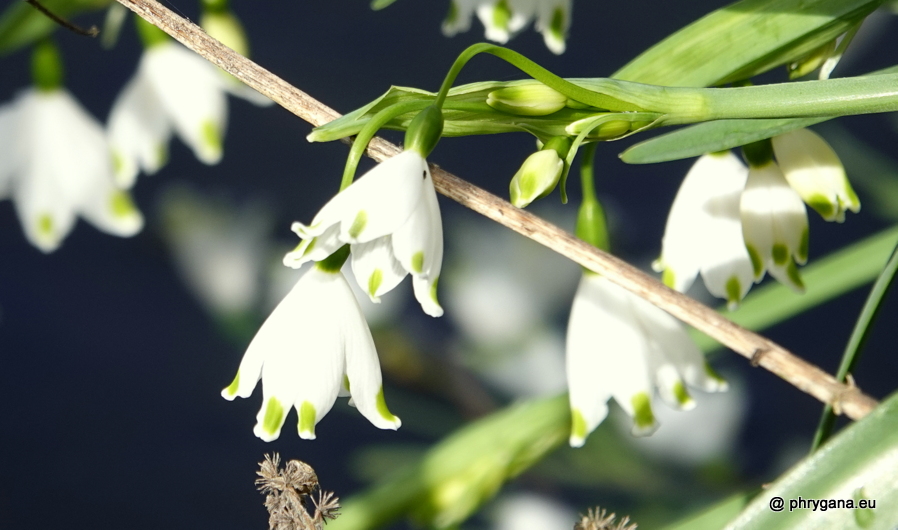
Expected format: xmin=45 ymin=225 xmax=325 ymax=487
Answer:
xmin=566 ymin=273 xmax=727 ymax=447
xmin=771 ymin=128 xmax=860 ymax=223
xmin=221 ymin=263 xmax=401 ymax=441
xmin=108 ymin=39 xmax=268 ymax=188
xmin=0 ymin=88 xmax=143 ymax=252
xmin=534 ymin=0 xmax=572 ymax=54
xmin=653 ymin=152 xmax=754 ymax=309
xmin=285 ymin=150 xmax=444 ymax=317
xmin=740 ymin=161 xmax=809 ymax=292
xmin=442 ymin=0 xmax=570 ymax=54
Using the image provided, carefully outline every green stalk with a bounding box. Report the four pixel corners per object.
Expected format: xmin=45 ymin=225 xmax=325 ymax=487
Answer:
xmin=340 ymin=100 xmax=431 ymax=189
xmin=810 ymin=240 xmax=898 ymax=451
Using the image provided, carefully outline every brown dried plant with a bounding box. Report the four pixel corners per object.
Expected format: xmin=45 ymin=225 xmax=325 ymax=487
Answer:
xmin=256 ymin=453 xmax=341 ymax=530
xmin=574 ymin=507 xmax=637 ymax=530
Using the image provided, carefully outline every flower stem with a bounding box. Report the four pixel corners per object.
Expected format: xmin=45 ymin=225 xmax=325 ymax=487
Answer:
xmin=341 ymin=100 xmax=430 ymax=190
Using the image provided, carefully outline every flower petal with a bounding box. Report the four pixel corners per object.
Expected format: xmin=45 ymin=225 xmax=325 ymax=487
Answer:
xmin=283 ymin=223 xmax=342 ymax=269
xmin=657 ymin=152 xmax=748 ymax=294
xmin=566 ymin=275 xmax=656 ymax=444
xmin=299 ymin=151 xmax=427 ymax=245
xmin=143 ymin=43 xmax=227 ymax=165
xmin=772 ymin=128 xmax=859 ymax=222
xmin=350 ymin=236 xmax=407 ymax=302
xmin=339 ymin=272 xmax=402 ymax=432
xmin=392 ymin=170 xmax=442 ymax=277
xmin=107 ymin=73 xmax=171 ymax=188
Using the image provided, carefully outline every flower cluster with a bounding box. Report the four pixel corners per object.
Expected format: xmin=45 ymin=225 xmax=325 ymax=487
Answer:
xmin=0 ymin=8 xmax=266 ymax=253
xmin=566 ymin=273 xmax=728 ymax=446
xmin=223 ymin=107 xmax=447 ymax=440
xmin=655 ymin=129 xmax=858 ymax=307
xmin=0 ymin=42 xmax=143 ymax=253
xmin=442 ymin=0 xmax=573 ymax=54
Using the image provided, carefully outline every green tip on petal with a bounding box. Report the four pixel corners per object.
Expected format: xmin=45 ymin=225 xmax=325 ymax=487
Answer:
xmin=662 ymin=268 xmax=676 ymax=289
xmin=430 ymin=275 xmax=441 ymax=305
xmin=37 ymin=214 xmax=54 ymax=237
xmin=704 ymin=362 xmax=728 ymax=386
xmin=806 ymin=193 xmax=836 ymax=220
xmin=201 ymin=120 xmax=223 ymax=159
xmin=343 ymin=375 xmax=351 ymax=392
xmin=549 ymin=7 xmax=565 ymax=40
xmin=786 ymin=259 xmax=806 ymax=292
xmin=223 ymin=370 xmax=240 ymax=397
xmin=411 ymin=251 xmax=425 ymax=275
xmin=570 ymin=408 xmax=587 ymax=447
xmin=772 ymin=243 xmax=789 ymax=266
xmin=261 ymin=397 xmax=284 ymax=436
xmin=110 ymin=190 xmax=138 ymax=218
xmin=798 ymin=227 xmax=810 ymax=263
xmin=631 ymin=392 xmax=655 ymax=431
xmin=493 ymin=0 xmax=511 ymax=30
xmin=348 ymin=210 xmax=368 ymax=240
xmin=746 ymin=244 xmax=764 ymax=279
xmin=726 ymin=276 xmax=742 ymax=310
xmin=672 ymin=381 xmax=694 ymax=408
xmin=376 ymin=387 xmax=399 ymax=423
xmin=368 ymin=269 xmax=383 ymax=298
xmin=299 ymin=401 xmax=317 ymax=439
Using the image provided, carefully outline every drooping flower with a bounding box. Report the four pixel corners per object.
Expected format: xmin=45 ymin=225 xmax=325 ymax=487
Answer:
xmin=653 ymin=152 xmax=754 ymax=309
xmin=566 ymin=273 xmax=727 ymax=447
xmin=740 ymin=141 xmax=809 ymax=292
xmin=221 ymin=259 xmax=401 ymax=441
xmin=107 ymin=19 xmax=269 ymax=188
xmin=0 ymin=88 xmax=143 ymax=252
xmin=442 ymin=0 xmax=572 ymax=55
xmin=285 ymin=149 xmax=445 ymax=317
xmin=771 ymin=128 xmax=860 ymax=223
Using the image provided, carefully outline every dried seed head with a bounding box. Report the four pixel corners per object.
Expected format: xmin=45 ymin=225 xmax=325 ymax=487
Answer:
xmin=255 ymin=453 xmax=340 ymax=530
xmin=574 ymin=507 xmax=637 ymax=530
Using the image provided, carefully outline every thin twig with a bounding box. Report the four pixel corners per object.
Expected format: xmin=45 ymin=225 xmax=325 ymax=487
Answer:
xmin=114 ymin=0 xmax=879 ymax=421
xmin=26 ymin=0 xmax=99 ymax=37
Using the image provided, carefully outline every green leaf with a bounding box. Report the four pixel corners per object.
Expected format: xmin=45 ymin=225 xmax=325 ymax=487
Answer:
xmin=620 ymin=117 xmax=827 ymax=164
xmin=692 ymin=226 xmax=898 ymax=353
xmin=620 ymin=64 xmax=898 ymax=164
xmin=0 ymin=0 xmax=111 ymax=55
xmin=613 ymin=0 xmax=882 ymax=87
xmin=725 ymin=391 xmax=898 ymax=529
xmin=327 ymin=395 xmax=569 ymax=530
xmin=662 ymin=492 xmax=755 ymax=530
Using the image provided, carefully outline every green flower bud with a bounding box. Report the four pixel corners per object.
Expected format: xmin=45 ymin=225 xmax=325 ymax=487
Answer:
xmin=509 ymin=136 xmax=571 ymax=208
xmin=32 ymin=39 xmax=63 ymax=92
xmin=576 ymin=199 xmax=610 ymax=252
xmin=200 ymin=10 xmax=249 ymax=57
xmin=404 ymin=105 xmax=444 ymax=158
xmin=788 ymin=39 xmax=837 ymax=80
xmin=510 ymin=151 xmax=563 ymax=208
xmin=486 ymin=83 xmax=567 ymax=116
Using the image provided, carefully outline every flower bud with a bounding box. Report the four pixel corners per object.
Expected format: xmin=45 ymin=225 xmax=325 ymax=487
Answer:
xmin=509 ymin=137 xmax=571 ymax=208
xmin=772 ymin=128 xmax=859 ymax=222
xmin=487 ymin=83 xmax=567 ymax=116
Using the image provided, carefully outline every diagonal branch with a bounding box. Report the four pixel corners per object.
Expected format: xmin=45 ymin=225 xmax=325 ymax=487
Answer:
xmin=115 ymin=0 xmax=879 ymax=421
